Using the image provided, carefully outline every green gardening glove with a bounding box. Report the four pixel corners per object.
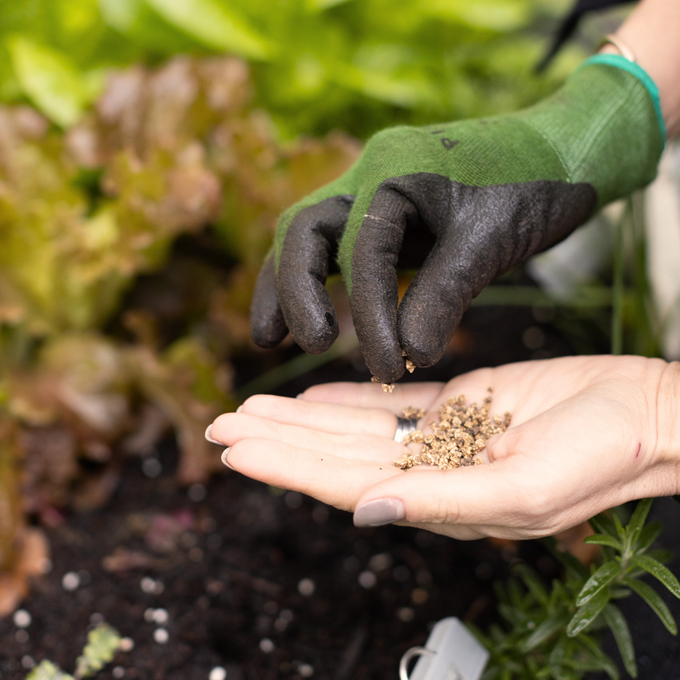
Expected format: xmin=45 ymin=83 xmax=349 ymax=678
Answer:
xmin=250 ymin=55 xmax=665 ymax=383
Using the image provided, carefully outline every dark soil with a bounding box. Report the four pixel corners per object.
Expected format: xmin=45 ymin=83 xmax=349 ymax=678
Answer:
xmin=1 ymin=298 xmax=678 ymax=680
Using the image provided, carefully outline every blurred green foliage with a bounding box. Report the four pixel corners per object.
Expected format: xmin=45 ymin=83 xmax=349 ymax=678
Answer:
xmin=0 ymin=0 xmax=586 ymax=137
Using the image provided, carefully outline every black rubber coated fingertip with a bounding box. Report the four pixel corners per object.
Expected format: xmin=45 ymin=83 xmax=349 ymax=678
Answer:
xmin=250 ymin=256 xmax=289 ymax=348
xmin=398 ymin=317 xmax=450 ymax=369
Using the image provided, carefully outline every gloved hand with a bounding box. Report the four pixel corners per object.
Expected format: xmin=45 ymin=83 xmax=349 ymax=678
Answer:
xmin=250 ymin=55 xmax=664 ymax=383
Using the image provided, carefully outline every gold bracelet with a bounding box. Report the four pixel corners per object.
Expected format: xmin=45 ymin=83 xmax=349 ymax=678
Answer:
xmin=599 ymin=33 xmax=636 ymax=63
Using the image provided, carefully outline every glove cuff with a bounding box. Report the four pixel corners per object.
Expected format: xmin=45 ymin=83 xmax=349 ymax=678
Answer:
xmin=520 ymin=55 xmax=665 ymax=208
xmin=578 ymin=54 xmax=666 ymax=142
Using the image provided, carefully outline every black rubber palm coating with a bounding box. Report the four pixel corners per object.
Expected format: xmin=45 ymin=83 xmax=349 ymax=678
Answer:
xmin=277 ymin=195 xmax=354 ymax=355
xmin=250 ymin=254 xmax=288 ymax=349
xmin=349 ymin=175 xmax=596 ymax=382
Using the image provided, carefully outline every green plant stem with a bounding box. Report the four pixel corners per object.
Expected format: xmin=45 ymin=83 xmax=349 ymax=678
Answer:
xmin=235 ymin=332 xmax=359 ymax=400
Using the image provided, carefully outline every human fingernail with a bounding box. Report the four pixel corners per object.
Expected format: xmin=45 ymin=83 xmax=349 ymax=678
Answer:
xmin=353 ymin=498 xmax=405 ymax=527
xmin=205 ymin=424 xmax=221 ymax=445
xmin=236 ymin=405 xmax=243 ymax=413
xmin=221 ymin=448 xmax=234 ymax=470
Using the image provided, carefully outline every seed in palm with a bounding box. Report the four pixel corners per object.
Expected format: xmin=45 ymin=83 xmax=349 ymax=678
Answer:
xmin=394 ymin=388 xmax=511 ymax=470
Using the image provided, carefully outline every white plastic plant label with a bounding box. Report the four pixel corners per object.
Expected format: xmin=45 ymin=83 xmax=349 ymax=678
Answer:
xmin=399 ymin=617 xmax=489 ymax=680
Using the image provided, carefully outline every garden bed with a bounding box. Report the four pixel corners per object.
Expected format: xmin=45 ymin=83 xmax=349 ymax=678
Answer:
xmin=1 ymin=301 xmax=679 ymax=680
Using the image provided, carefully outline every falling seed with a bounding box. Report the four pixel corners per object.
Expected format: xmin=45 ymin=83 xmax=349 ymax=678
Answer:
xmin=298 ymin=578 xmax=315 ymax=596
xmin=154 ymin=628 xmax=169 ymax=644
xmin=13 ymin=610 xmax=31 ymax=628
xmin=358 ymin=571 xmax=377 ymax=589
xmin=112 ymin=667 xmax=125 ymax=679
xmin=209 ymin=668 xmax=227 ymax=680
xmin=259 ymin=638 xmax=275 ymax=653
xmin=62 ymin=572 xmax=80 ymax=591
xmin=21 ymin=655 xmax=34 ymax=669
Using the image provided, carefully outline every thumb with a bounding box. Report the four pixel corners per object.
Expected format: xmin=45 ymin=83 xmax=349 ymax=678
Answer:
xmin=352 ymin=459 xmax=537 ymax=538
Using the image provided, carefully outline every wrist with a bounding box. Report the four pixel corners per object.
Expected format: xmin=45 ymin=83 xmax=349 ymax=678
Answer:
xmin=609 ymin=0 xmax=680 ymax=138
xmin=651 ymin=360 xmax=680 ymax=494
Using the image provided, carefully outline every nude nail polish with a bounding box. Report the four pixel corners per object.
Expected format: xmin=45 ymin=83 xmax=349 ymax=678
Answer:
xmin=221 ymin=447 xmax=234 ymax=470
xmin=205 ymin=424 xmax=221 ymax=445
xmin=353 ymin=498 xmax=405 ymax=527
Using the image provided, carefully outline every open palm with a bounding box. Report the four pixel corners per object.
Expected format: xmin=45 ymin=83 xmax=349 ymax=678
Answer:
xmin=210 ymin=355 xmax=678 ymax=540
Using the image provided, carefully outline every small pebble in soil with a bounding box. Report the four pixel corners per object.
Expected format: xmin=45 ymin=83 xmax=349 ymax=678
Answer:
xmin=358 ymin=571 xmax=377 ymax=589
xmin=78 ymin=569 xmax=91 ymax=585
xmin=264 ymin=601 xmax=278 ymax=616
xmin=311 ymin=505 xmax=328 ymax=524
xmin=142 ymin=458 xmax=162 ymax=478
xmin=259 ymin=638 xmax=275 ymax=653
xmin=285 ymin=491 xmax=303 ymax=509
xmin=368 ymin=553 xmax=392 ymax=572
xmin=140 ymin=576 xmax=164 ymax=594
xmin=13 ymin=609 xmax=31 ymax=628
xmin=119 ymin=637 xmax=135 ymax=652
xmin=298 ymin=663 xmax=314 ymax=678
xmin=397 ymin=607 xmax=415 ymax=622
xmin=153 ymin=608 xmax=169 ymax=625
xmin=38 ymin=557 xmax=53 ymax=574
xmin=144 ymin=608 xmax=155 ymax=622
xmin=90 ymin=612 xmax=104 ymax=625
xmin=297 ymin=578 xmax=315 ymax=596
xmin=209 ymin=667 xmax=227 ymax=680
xmin=416 ymin=570 xmax=433 ymax=587
xmin=112 ymin=667 xmax=125 ymax=679
xmin=206 ymin=533 xmax=222 ymax=550
xmin=21 ymin=655 xmax=34 ymax=669
xmin=411 ymin=588 xmax=429 ymax=605
xmin=154 ymin=628 xmax=169 ymax=644
xmin=274 ymin=618 xmax=288 ymax=632
xmin=393 ymin=565 xmax=410 ymax=583
xmin=188 ymin=483 xmax=207 ymax=502
xmin=62 ymin=571 xmax=80 ymax=591
xmin=342 ymin=556 xmax=360 ymax=573
xmin=189 ymin=547 xmax=204 ymax=562
xmin=16 ymin=630 xmax=29 ymax=643
xmin=475 ymin=562 xmax=493 ymax=580
xmin=280 ymin=609 xmax=294 ymax=622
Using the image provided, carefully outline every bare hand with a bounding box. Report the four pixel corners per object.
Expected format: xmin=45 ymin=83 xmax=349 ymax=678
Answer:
xmin=209 ymin=356 xmax=680 ymax=540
